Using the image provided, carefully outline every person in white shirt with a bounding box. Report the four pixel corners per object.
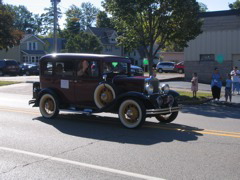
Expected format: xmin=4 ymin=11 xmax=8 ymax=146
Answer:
xmin=230 ymin=66 xmax=240 ymax=95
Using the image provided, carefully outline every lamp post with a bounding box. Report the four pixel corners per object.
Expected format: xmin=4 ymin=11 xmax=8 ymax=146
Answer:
xmin=51 ymin=0 xmax=60 ymax=53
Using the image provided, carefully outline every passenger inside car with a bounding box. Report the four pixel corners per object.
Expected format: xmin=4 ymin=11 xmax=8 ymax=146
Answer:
xmin=77 ymin=60 xmax=89 ymax=76
xmin=56 ymin=63 xmax=64 ymax=75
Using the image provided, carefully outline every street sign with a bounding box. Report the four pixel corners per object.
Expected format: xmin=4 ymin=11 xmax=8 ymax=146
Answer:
xmin=143 ymin=58 xmax=149 ymax=65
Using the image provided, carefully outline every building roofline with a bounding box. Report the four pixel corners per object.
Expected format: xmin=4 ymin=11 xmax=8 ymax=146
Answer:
xmin=21 ymin=34 xmax=46 ymax=44
xmin=199 ymin=9 xmax=240 ymax=18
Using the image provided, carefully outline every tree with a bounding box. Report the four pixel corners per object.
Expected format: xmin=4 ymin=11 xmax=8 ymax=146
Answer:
xmin=40 ymin=3 xmax=62 ymax=35
xmin=63 ymin=32 xmax=103 ymax=53
xmin=0 ymin=3 xmax=23 ymax=51
xmin=60 ymin=18 xmax=81 ymax=39
xmin=103 ymin=0 xmax=202 ymax=75
xmin=96 ymin=11 xmax=114 ymax=28
xmin=229 ymin=0 xmax=240 ymax=9
xmin=198 ymin=2 xmax=208 ymax=12
xmin=5 ymin=5 xmax=34 ymax=33
xmin=65 ymin=2 xmax=99 ymax=30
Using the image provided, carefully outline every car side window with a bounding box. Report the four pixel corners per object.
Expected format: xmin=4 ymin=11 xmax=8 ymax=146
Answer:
xmin=89 ymin=61 xmax=99 ymax=77
xmin=103 ymin=62 xmax=127 ymax=75
xmin=77 ymin=60 xmax=99 ymax=77
xmin=42 ymin=62 xmax=53 ymax=75
xmin=55 ymin=61 xmax=74 ymax=77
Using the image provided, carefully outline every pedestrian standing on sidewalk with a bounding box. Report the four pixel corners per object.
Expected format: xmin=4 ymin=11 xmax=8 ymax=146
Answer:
xmin=230 ymin=66 xmax=240 ymax=95
xmin=211 ymin=67 xmax=222 ymax=101
xmin=225 ymin=73 xmax=232 ymax=102
xmin=191 ymin=72 xmax=198 ymax=98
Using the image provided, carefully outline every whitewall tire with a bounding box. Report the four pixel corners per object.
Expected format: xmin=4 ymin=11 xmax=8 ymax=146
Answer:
xmin=39 ymin=93 xmax=59 ymax=119
xmin=94 ymin=83 xmax=116 ymax=109
xmin=118 ymin=99 xmax=146 ymax=129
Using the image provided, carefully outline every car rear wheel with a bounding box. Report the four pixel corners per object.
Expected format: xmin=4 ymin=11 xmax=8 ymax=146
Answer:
xmin=0 ymin=70 xmax=4 ymax=76
xmin=119 ymin=99 xmax=146 ymax=128
xmin=158 ymin=68 xmax=163 ymax=73
xmin=178 ymin=69 xmax=184 ymax=74
xmin=39 ymin=93 xmax=59 ymax=119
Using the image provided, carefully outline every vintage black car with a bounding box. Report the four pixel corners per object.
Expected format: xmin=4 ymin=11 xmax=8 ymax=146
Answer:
xmin=29 ymin=53 xmax=180 ymax=129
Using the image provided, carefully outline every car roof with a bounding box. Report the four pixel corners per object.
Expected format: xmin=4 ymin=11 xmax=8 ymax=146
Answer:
xmin=158 ymin=62 xmax=175 ymax=64
xmin=40 ymin=53 xmax=131 ymax=63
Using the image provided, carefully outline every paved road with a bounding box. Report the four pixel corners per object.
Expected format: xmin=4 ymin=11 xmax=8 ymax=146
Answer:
xmin=0 ymin=80 xmax=240 ymax=179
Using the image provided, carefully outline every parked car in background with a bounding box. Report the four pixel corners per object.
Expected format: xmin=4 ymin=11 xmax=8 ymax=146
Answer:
xmin=29 ymin=53 xmax=180 ymax=129
xmin=156 ymin=62 xmax=175 ymax=73
xmin=19 ymin=63 xmax=39 ymax=76
xmin=174 ymin=61 xmax=185 ymax=74
xmin=0 ymin=59 xmax=20 ymax=76
xmin=130 ymin=65 xmax=144 ymax=76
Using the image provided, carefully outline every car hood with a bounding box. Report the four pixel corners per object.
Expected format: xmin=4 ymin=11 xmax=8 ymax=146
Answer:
xmin=113 ymin=76 xmax=153 ymax=93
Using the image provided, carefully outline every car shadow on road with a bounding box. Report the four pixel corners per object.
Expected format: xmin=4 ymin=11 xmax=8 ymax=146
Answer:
xmin=181 ymin=103 xmax=240 ymax=119
xmin=33 ymin=113 xmax=204 ymax=145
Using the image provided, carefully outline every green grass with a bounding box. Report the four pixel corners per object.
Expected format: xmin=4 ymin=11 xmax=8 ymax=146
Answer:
xmin=0 ymin=81 xmax=20 ymax=86
xmin=177 ymin=90 xmax=212 ymax=105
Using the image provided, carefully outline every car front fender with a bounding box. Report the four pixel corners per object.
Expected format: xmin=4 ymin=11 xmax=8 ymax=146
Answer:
xmin=168 ymin=90 xmax=180 ymax=98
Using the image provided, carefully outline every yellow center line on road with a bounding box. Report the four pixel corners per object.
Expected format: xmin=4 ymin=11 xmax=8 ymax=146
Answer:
xmin=0 ymin=107 xmax=40 ymax=115
xmin=145 ymin=125 xmax=240 ymax=138
xmin=1 ymin=106 xmax=240 ymax=138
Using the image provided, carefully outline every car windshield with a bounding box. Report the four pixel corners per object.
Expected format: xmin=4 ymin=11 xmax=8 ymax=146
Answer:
xmin=5 ymin=61 xmax=18 ymax=66
xmin=103 ymin=62 xmax=128 ymax=75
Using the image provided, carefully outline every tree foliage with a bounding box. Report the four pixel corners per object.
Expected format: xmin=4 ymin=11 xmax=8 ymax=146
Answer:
xmin=0 ymin=3 xmax=23 ymax=51
xmin=96 ymin=11 xmax=114 ymax=28
xmin=40 ymin=3 xmax=62 ymax=35
xmin=103 ymin=0 xmax=202 ymax=75
xmin=60 ymin=18 xmax=81 ymax=39
xmin=63 ymin=32 xmax=103 ymax=53
xmin=65 ymin=2 xmax=99 ymax=30
xmin=198 ymin=2 xmax=208 ymax=12
xmin=229 ymin=0 xmax=240 ymax=9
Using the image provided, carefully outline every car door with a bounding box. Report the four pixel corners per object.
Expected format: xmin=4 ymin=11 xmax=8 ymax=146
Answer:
xmin=51 ymin=60 xmax=76 ymax=103
xmin=74 ymin=60 xmax=101 ymax=108
xmin=166 ymin=63 xmax=174 ymax=71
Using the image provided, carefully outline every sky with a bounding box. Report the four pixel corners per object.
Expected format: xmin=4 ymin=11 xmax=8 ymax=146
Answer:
xmin=3 ymin=0 xmax=237 ymax=28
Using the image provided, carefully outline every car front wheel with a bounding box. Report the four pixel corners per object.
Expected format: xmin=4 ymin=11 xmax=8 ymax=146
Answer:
xmin=119 ymin=99 xmax=146 ymax=129
xmin=39 ymin=93 xmax=59 ymax=119
xmin=155 ymin=101 xmax=179 ymax=123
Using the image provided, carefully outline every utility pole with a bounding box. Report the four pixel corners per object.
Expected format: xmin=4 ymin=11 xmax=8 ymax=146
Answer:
xmin=51 ymin=0 xmax=60 ymax=53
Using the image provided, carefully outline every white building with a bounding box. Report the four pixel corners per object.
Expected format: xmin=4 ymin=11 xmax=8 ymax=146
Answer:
xmin=184 ymin=9 xmax=240 ymax=83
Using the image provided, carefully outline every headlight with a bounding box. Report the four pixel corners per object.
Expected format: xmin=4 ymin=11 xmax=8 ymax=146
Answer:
xmin=145 ymin=83 xmax=154 ymax=94
xmin=160 ymin=84 xmax=170 ymax=93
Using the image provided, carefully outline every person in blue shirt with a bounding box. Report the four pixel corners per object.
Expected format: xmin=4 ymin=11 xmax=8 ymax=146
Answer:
xmin=211 ymin=67 xmax=222 ymax=101
xmin=225 ymin=73 xmax=232 ymax=102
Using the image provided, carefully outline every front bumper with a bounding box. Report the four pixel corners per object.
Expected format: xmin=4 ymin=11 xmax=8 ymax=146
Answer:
xmin=146 ymin=105 xmax=181 ymax=115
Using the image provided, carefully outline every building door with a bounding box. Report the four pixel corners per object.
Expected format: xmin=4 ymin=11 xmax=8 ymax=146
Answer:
xmin=232 ymin=54 xmax=240 ymax=68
